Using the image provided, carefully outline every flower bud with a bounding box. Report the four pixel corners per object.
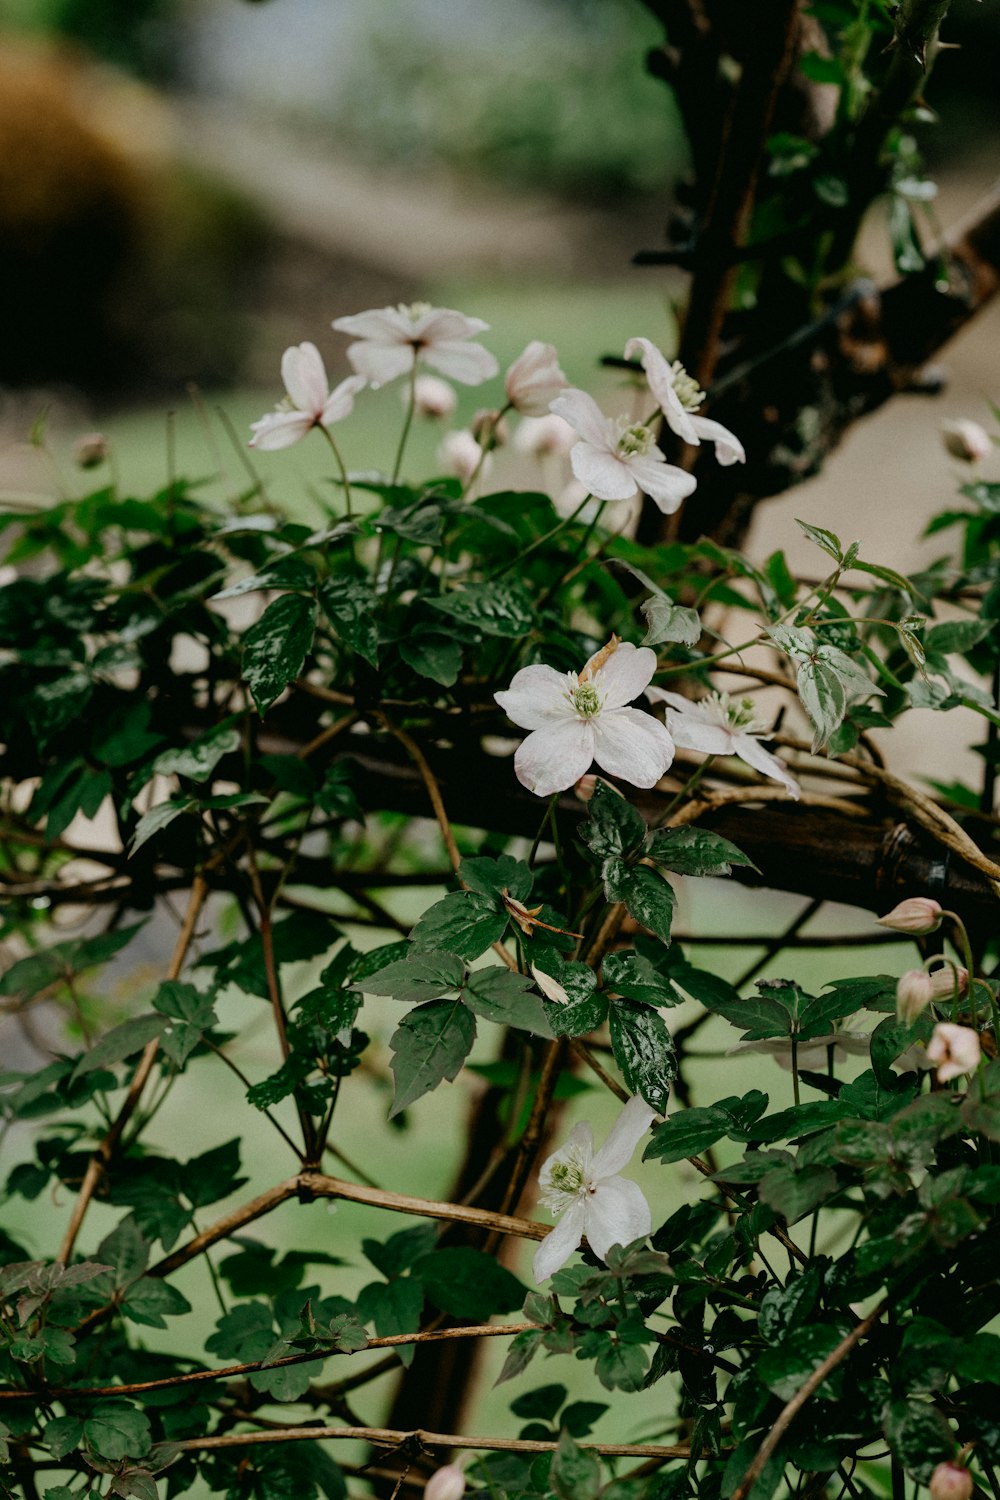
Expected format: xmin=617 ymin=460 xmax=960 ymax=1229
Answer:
xmin=412 ymin=374 xmax=457 ymax=420
xmin=504 ymin=340 xmax=568 ymax=416
xmin=896 ymin=969 xmax=935 ymax=1024
xmin=927 ymin=1022 xmax=981 ymax=1083
xmin=876 ymin=897 xmax=943 ymax=934
xmin=514 ymin=413 xmax=575 ymax=459
xmin=942 ymin=419 xmax=991 ymax=464
xmin=438 ymin=430 xmax=487 ymax=484
xmin=929 ymin=1463 xmax=973 ymax=1500
xmin=927 ymin=964 xmax=969 ymax=1000
xmin=424 ymin=1464 xmax=467 ymax=1500
xmin=74 ymin=431 xmax=110 ymax=469
xmin=470 ymin=408 xmax=509 ymax=451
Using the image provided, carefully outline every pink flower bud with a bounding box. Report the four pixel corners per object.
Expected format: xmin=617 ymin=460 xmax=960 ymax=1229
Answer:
xmin=927 ymin=964 xmax=969 ymax=1000
xmin=927 ymin=1022 xmax=981 ymax=1083
xmin=929 ymin=1463 xmax=973 ymax=1500
xmin=504 ymin=340 xmax=568 ymax=416
xmin=424 ymin=1464 xmax=466 ymax=1500
xmin=74 ymin=431 xmax=110 ymax=469
xmin=941 ymin=419 xmax=991 ymax=464
xmin=470 ymin=408 xmax=509 ymax=450
xmin=412 ymin=374 xmax=457 ymax=420
xmin=514 ymin=413 xmax=576 ymax=459
xmin=896 ymin=969 xmax=935 ymax=1024
xmin=876 ymin=897 xmax=943 ymax=935
xmin=438 ymin=430 xmax=487 ymax=484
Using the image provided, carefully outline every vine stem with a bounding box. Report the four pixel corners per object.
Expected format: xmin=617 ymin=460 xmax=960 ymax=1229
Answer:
xmin=174 ymin=1422 xmax=696 ymax=1462
xmin=57 ymin=875 xmax=209 ymax=1264
xmin=730 ymin=1297 xmax=890 ymax=1500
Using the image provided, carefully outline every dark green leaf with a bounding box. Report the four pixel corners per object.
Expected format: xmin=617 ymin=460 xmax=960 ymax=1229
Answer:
xmin=388 ymin=999 xmax=477 ymax=1116
xmin=73 ymin=1015 xmax=166 ymax=1078
xmin=242 ymin=593 xmax=317 ymax=714
xmin=318 ymin=577 xmax=380 ymax=665
xmin=608 ymin=998 xmax=676 ymax=1113
xmin=759 ymin=1165 xmax=838 ymax=1224
xmin=604 ymin=862 xmax=674 ymax=945
xmin=551 ymin=1429 xmax=601 ymax=1500
xmin=414 ymin=1248 xmax=526 ymax=1319
xmin=153 ymin=720 xmax=242 ymax=782
xmin=121 ymin=1278 xmax=192 ymax=1329
xmin=757 ymin=1323 xmax=847 ymax=1401
xmin=427 ymin=581 xmax=533 ymax=637
xmin=84 ymin=1402 xmax=152 ymax=1462
xmin=362 ymin=950 xmax=465 ymax=1003
xmin=398 ymin=631 xmax=463 ymax=687
xmin=411 ymin=890 xmax=508 ymax=961
xmin=579 ymin=781 xmax=647 ymax=861
xmin=462 ymin=968 xmax=554 ymax=1036
xmin=647 ymin=827 xmax=757 ymax=878
xmin=883 ymin=1398 xmax=955 ymax=1482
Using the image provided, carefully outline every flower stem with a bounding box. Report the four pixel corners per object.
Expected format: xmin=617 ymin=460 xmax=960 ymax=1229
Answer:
xmin=391 ymin=363 xmax=418 ymax=484
xmin=486 ymin=489 xmax=596 ymax=581
xmin=317 ymin=423 xmax=354 ymax=520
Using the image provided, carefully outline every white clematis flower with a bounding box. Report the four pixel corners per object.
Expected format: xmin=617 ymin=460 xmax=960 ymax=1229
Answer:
xmin=646 ymin=688 xmax=799 ymax=798
xmin=548 ymin=388 xmax=697 ymax=515
xmin=927 ymin=1022 xmax=981 ymax=1083
xmin=624 ymin=337 xmax=745 ymax=466
xmin=249 ymin=343 xmax=366 ymax=451
xmin=332 ymin=302 xmax=498 ymax=387
xmin=494 ymin=638 xmax=675 ymax=797
xmin=730 ymin=1028 xmax=870 ymax=1071
xmin=505 ymin=340 xmax=568 ymax=415
xmin=533 ymin=1094 xmax=656 ymax=1282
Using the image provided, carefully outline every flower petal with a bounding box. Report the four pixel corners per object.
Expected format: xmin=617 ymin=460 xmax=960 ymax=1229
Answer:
xmin=644 ymin=686 xmax=698 ymax=715
xmin=624 ymin=336 xmax=700 ymax=445
xmin=495 ymin=664 xmax=573 ymax=730
xmin=733 ymin=732 xmax=800 ymax=798
xmin=514 ymin=720 xmax=596 ymax=797
xmin=626 ymin=453 xmax=697 ymax=514
xmin=550 ymin=389 xmax=615 ymax=449
xmin=591 ymin=1095 xmax=657 ymax=1177
xmin=663 ymin=712 xmax=734 ymax=756
xmin=505 ymin=341 xmax=568 ymax=416
xmin=321 ymin=374 xmax=367 ymax=427
xmin=540 ymin=1120 xmax=594 ymax=1186
xmin=344 ymin=340 xmax=415 ymax=386
xmin=249 ymin=411 xmax=314 ymax=450
xmin=281 ymin=342 xmax=329 ymax=416
xmin=424 ymin=340 xmax=499 ymax=385
xmin=591 ymin=708 xmax=674 ymax=788
xmin=412 ymin=307 xmax=491 ymax=342
xmin=584 ymin=1176 xmax=652 ymax=1262
xmin=690 ymin=415 xmax=745 ymax=466
xmin=569 ymin=444 xmax=638 ymax=502
xmin=597 ymin=642 xmax=658 ymax=710
xmin=533 ymin=1200 xmax=587 ymax=1282
xmin=332 ymin=307 xmax=410 ymax=340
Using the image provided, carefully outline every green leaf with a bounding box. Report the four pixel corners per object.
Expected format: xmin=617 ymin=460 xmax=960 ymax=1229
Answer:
xmin=797 ymin=658 xmax=847 ymax=751
xmin=640 ymin=596 xmax=702 ymax=648
xmin=647 ymin=827 xmax=758 ymax=878
xmin=497 ymin=1327 xmax=545 ymax=1384
xmin=318 ymin=576 xmax=380 ymax=665
xmin=551 ymin=1429 xmax=601 ymax=1500
xmin=83 ymin=1401 xmax=152 ymax=1462
xmin=459 ymin=854 xmax=533 ymax=903
xmin=604 ymin=862 xmax=674 ymax=944
xmin=362 ymin=950 xmax=466 ymax=1002
xmin=427 ymin=581 xmax=534 ymax=637
xmin=398 ymin=631 xmax=463 ymax=686
xmin=759 ymin=1164 xmax=838 ymax=1223
xmin=883 ymin=1398 xmax=955 ymax=1482
xmin=462 ymin=968 xmax=554 ymax=1037
xmin=73 ymin=1015 xmax=166 ymax=1078
xmin=747 ymin=1100 xmax=847 ymax=1143
xmin=608 ymin=998 xmax=676 ymax=1113
xmin=795 ymin=519 xmax=843 ymax=561
xmin=644 ymin=1106 xmax=734 ymax=1164
xmin=757 ymin=1323 xmax=847 ymax=1401
xmin=43 ymin=1414 xmax=84 ymax=1460
xmin=242 ymin=593 xmax=317 ymax=714
xmin=153 ymin=981 xmax=218 ymax=1068
xmin=153 ymin=720 xmax=242 ymax=782
xmin=580 ymin=781 xmax=647 ymax=861
xmin=98 ymin=1219 xmax=151 ymax=1286
xmin=533 ymin=958 xmax=608 ymax=1037
xmin=924 ymin=618 xmax=992 ymax=656
xmin=956 ymin=1332 xmax=1000 ymax=1383
xmin=601 ymin=950 xmax=681 ymax=1009
xmin=388 ymin=999 xmax=477 ymax=1116
xmin=128 ymin=797 xmax=194 ymax=855
xmin=411 ymin=890 xmax=508 ymax=961
xmin=121 ymin=1278 xmax=193 ymax=1329
xmin=414 ymin=1248 xmax=526 ymax=1319
xmin=757 ymin=1265 xmax=822 ymax=1343
xmin=356 ymin=1277 xmax=423 ymax=1365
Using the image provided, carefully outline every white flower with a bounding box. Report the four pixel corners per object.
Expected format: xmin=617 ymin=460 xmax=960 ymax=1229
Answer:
xmin=942 ymin=419 xmax=991 ymax=464
xmin=533 ymin=1094 xmax=656 ymax=1282
xmin=332 ymin=302 xmax=498 ymax=387
xmin=927 ymin=1022 xmax=981 ymax=1083
xmin=439 ymin=430 xmax=489 ymax=485
xmin=515 ymin=413 xmax=577 ymax=459
xmin=624 ymin=337 xmax=745 ymax=466
xmin=412 ymin=374 xmax=457 ymax=420
xmin=548 ymin=388 xmax=697 ymax=515
xmin=505 ymin=340 xmax=568 ymax=415
xmin=249 ymin=343 xmax=365 ymax=451
xmin=730 ymin=1028 xmax=870 ymax=1071
xmin=896 ymin=969 xmax=935 ymax=1024
xmin=494 ymin=638 xmax=675 ymax=798
xmin=424 ymin=1464 xmax=467 ymax=1500
xmin=645 ymin=689 xmax=799 ymax=799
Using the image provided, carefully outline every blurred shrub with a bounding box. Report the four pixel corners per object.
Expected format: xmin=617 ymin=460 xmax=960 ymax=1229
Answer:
xmin=0 ymin=39 xmax=271 ymax=392
xmin=0 ymin=0 xmax=179 ymax=80
xmin=332 ymin=0 xmax=685 ymax=204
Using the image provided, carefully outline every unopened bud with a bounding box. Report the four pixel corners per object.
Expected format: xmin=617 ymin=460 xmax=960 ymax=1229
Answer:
xmin=876 ymin=897 xmax=943 ymax=935
xmin=896 ymin=969 xmax=935 ymax=1024
xmin=424 ymin=1464 xmax=466 ymax=1500
xmin=74 ymin=432 xmax=110 ymax=469
xmin=438 ymin=430 xmax=487 ymax=485
xmin=412 ymin=374 xmax=457 ymax=421
xmin=942 ymin=419 xmax=991 ymax=464
xmin=514 ymin=413 xmax=575 ymax=459
xmin=929 ymin=1463 xmax=973 ymax=1500
xmin=927 ymin=964 xmax=968 ymax=1000
xmin=470 ymin=408 xmax=509 ymax=451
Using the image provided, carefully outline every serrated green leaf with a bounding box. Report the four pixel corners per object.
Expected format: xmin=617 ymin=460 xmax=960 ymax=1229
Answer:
xmin=318 ymin=576 xmax=379 ymax=665
xmin=242 ymin=593 xmax=317 ymax=714
xmin=647 ymin=827 xmax=757 ymax=878
xmin=580 ymin=781 xmax=647 ymax=861
xmin=414 ymin=1247 xmax=526 ymax=1319
xmin=551 ymin=1429 xmax=601 ymax=1500
xmin=362 ymin=950 xmax=465 ymax=1002
xmin=83 ymin=1402 xmax=152 ymax=1462
xmin=604 ymin=862 xmax=674 ymax=944
xmin=462 ymin=968 xmax=554 ymax=1037
xmin=608 ymin=998 xmax=675 ymax=1113
xmin=411 ymin=890 xmax=508 ymax=961
xmin=388 ymin=999 xmax=477 ymax=1116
